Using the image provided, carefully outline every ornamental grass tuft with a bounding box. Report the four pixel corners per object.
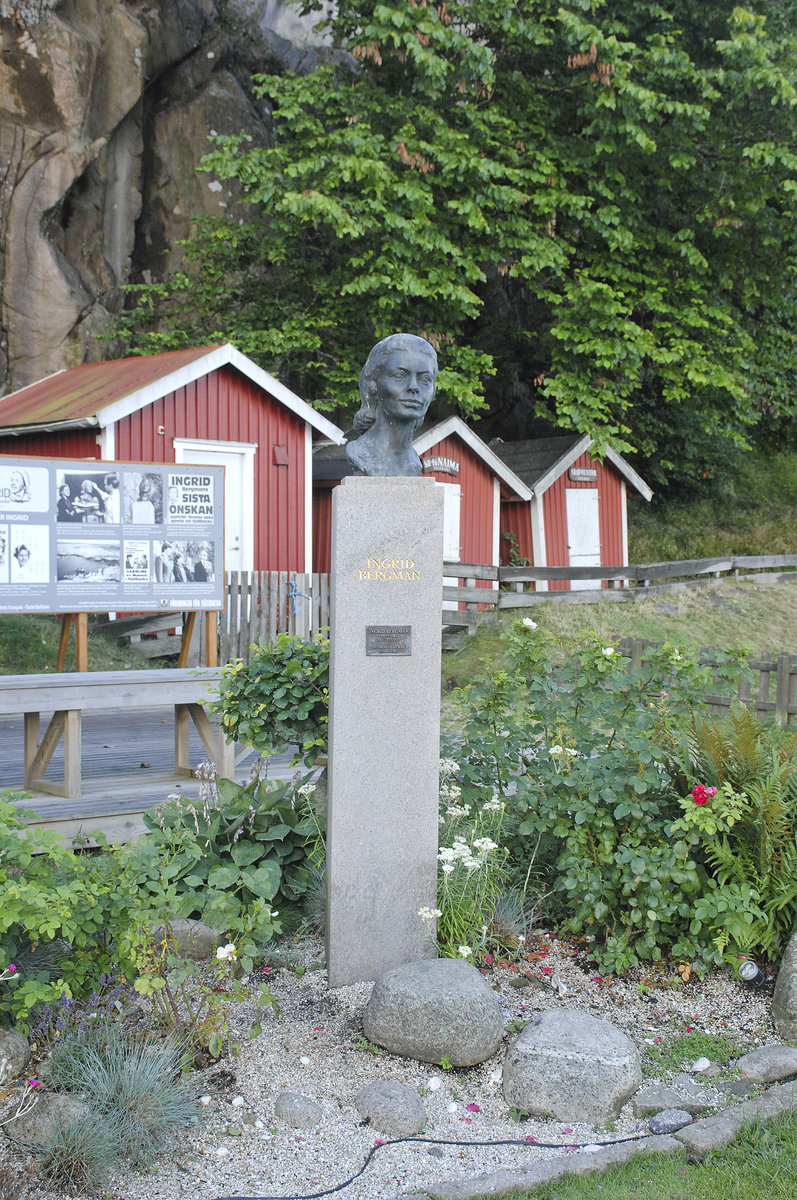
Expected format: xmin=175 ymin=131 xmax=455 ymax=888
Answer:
xmin=46 ymin=1028 xmax=201 ymax=1166
xmin=26 ymin=1109 xmax=121 ymax=1196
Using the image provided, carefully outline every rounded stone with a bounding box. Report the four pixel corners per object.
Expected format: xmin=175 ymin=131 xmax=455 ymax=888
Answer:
xmin=274 ymin=1092 xmax=323 ymax=1129
xmin=362 ymin=959 xmax=504 ymax=1067
xmin=151 ymin=919 xmax=218 ymax=961
xmin=649 ymin=1108 xmax=693 ymax=1134
xmin=5 ymin=1092 xmax=91 ymax=1144
xmin=737 ymin=1044 xmax=797 ymax=1084
xmin=772 ymin=932 xmax=797 ymax=1042
xmin=355 ymin=1080 xmax=427 ymax=1137
xmin=502 ymin=1009 xmax=642 ymax=1124
xmin=0 ymin=1028 xmax=31 ymax=1086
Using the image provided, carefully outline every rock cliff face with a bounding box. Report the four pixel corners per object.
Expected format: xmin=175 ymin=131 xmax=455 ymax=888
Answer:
xmin=0 ymin=0 xmax=328 ymax=393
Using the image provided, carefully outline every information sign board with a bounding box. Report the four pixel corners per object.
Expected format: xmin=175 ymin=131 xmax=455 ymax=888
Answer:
xmin=0 ymin=457 xmax=225 ymax=613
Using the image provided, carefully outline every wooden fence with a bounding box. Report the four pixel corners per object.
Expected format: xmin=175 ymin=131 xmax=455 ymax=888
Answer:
xmin=618 ymin=638 xmax=797 ymax=729
xmin=220 ymin=572 xmax=330 ymax=662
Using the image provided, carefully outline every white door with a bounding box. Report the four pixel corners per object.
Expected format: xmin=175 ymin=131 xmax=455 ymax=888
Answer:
xmin=174 ymin=440 xmax=256 ymax=573
xmin=437 ymin=482 xmax=461 ymax=611
xmin=566 ymin=488 xmax=600 ymax=591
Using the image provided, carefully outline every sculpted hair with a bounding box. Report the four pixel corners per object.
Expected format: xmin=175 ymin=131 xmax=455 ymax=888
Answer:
xmin=352 ymin=334 xmax=438 ymax=435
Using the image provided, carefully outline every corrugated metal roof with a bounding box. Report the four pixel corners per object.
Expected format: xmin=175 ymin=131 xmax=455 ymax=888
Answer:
xmin=0 ymin=346 xmax=222 ymax=429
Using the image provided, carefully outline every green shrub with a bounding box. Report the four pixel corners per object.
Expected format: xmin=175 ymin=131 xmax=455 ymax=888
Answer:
xmin=443 ymin=620 xmax=750 ymax=973
xmin=133 ymin=767 xmax=321 ymax=949
xmin=206 ymin=631 xmax=329 ymax=764
xmin=0 ymin=804 xmax=145 ymax=1029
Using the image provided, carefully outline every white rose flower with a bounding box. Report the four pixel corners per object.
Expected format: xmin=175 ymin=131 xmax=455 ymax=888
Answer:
xmin=216 ymin=943 xmax=237 ymax=961
xmin=522 ymin=617 xmax=538 ymax=629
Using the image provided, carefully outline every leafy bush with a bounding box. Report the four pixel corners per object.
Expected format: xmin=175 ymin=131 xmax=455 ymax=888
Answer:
xmin=206 ymin=632 xmax=329 ymax=764
xmin=133 ymin=765 xmax=321 ymax=949
xmin=0 ymin=804 xmax=145 ymax=1029
xmin=443 ymin=620 xmax=749 ymax=973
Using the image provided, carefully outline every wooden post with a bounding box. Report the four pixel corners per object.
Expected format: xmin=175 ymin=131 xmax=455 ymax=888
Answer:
xmin=75 ymin=613 xmax=88 ymax=672
xmin=178 ymin=612 xmax=197 ymax=668
xmin=204 ymin=611 xmax=218 ymax=667
xmin=776 ymin=653 xmax=790 ymax=728
xmin=56 ymin=613 xmax=89 ymax=671
xmin=56 ymin=616 xmax=72 ymax=672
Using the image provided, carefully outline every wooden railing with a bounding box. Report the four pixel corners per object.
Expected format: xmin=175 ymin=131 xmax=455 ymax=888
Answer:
xmin=440 ymin=554 xmax=797 ymax=633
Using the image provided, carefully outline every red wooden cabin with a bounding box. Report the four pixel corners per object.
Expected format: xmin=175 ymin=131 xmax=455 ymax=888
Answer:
xmin=492 ymin=435 xmax=653 ymax=590
xmin=0 ymin=344 xmax=344 ymax=573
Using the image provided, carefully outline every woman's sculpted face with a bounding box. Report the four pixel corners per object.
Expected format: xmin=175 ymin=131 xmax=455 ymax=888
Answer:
xmin=374 ymin=346 xmax=436 ymax=424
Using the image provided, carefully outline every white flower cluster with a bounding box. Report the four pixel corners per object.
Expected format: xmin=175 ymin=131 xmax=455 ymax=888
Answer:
xmin=440 ymin=782 xmax=463 ymax=805
xmin=445 ymin=802 xmax=472 ymax=818
xmin=439 ymin=758 xmax=461 ymax=777
xmin=483 ymin=791 xmax=505 ymax=813
xmin=458 ymin=946 xmax=473 ymax=957
xmin=297 ymin=783 xmax=316 ymax=799
xmin=417 ymin=907 xmax=443 ymax=921
xmin=438 ymin=834 xmax=497 ymax=873
xmin=549 ymin=745 xmax=578 ymax=758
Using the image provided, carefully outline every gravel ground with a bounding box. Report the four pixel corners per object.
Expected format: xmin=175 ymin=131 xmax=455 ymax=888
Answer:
xmin=3 ymin=933 xmax=778 ymax=1200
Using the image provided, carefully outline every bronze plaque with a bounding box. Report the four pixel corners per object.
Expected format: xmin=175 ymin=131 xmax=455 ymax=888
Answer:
xmin=366 ymin=625 xmax=412 ymax=656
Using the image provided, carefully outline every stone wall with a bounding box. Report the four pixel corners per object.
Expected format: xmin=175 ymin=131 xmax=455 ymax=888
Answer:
xmin=0 ymin=0 xmax=329 ymax=393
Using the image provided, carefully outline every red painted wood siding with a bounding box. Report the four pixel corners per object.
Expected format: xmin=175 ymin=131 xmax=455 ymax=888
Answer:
xmin=115 ymin=366 xmax=307 ymax=572
xmin=500 ymin=501 xmax=534 ymax=566
xmin=0 ymin=429 xmax=99 ymax=459
xmin=543 ymin=450 xmax=623 ymax=590
xmin=313 ymin=487 xmax=333 ymax=574
xmin=421 ymin=434 xmax=496 ymax=567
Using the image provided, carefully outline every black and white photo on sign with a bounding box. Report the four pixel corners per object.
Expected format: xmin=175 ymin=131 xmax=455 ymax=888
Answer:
xmin=0 ymin=524 xmax=8 ymax=584
xmin=124 ymin=540 xmax=150 ymax=583
xmin=123 ymin=471 xmax=163 ymax=525
xmin=167 ymin=473 xmax=215 ymax=523
xmin=0 ymin=464 xmax=49 ymax=512
xmin=151 ymin=538 xmax=213 ymax=584
xmin=57 ymin=539 xmax=121 ymax=583
xmin=56 ymin=470 xmax=121 ymax=524
xmin=9 ymin=524 xmax=50 ymax=583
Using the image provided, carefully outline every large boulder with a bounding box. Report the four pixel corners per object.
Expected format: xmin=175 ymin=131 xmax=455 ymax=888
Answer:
xmin=503 ymin=1009 xmax=642 ymax=1124
xmin=772 ymin=931 xmax=797 ymax=1042
xmin=5 ymin=1092 xmax=90 ymax=1145
xmin=0 ymin=1028 xmax=31 ymax=1086
xmin=737 ymin=1045 xmax=797 ymax=1084
xmin=355 ymin=1080 xmax=426 ymax=1137
xmin=362 ymin=959 xmax=504 ymax=1067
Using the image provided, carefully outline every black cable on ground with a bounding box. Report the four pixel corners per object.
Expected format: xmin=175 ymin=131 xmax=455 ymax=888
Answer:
xmin=211 ymin=1130 xmax=653 ymax=1200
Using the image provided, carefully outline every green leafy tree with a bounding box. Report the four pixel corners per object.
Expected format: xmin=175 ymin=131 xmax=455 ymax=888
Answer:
xmin=122 ymin=1 xmax=797 ymax=489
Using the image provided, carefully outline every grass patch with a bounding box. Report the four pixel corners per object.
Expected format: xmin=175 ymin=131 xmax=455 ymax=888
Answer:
xmin=628 ymin=449 xmax=797 ymax=560
xmin=443 ymin=579 xmax=797 ymax=690
xmin=641 ymin=1030 xmax=749 ymax=1078
xmin=0 ymin=614 xmax=159 ymax=673
xmin=482 ymin=1109 xmax=797 ymax=1200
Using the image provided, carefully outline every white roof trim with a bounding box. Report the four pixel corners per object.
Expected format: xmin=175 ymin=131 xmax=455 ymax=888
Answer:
xmin=414 ymin=415 xmax=532 ymax=501
xmin=95 ymin=344 xmax=345 ymax=443
xmin=532 ymin=434 xmax=653 ymax=501
xmin=605 ymin=445 xmax=653 ymax=502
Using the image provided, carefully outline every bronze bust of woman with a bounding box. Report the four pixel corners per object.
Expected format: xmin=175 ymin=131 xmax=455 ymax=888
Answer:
xmin=345 ymin=334 xmax=438 ymax=477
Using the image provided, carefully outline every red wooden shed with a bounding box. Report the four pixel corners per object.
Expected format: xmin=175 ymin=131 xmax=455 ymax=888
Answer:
xmin=491 ymin=435 xmax=653 ymax=590
xmin=0 ymin=344 xmax=344 ymax=573
xmin=313 ymin=415 xmax=531 ymax=577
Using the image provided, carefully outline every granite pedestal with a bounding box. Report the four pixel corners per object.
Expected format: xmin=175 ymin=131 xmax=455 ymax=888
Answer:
xmin=326 ymin=476 xmax=443 ymax=986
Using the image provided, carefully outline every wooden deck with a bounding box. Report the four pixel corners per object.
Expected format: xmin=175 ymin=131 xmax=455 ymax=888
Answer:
xmin=0 ymin=709 xmax=294 ymax=844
